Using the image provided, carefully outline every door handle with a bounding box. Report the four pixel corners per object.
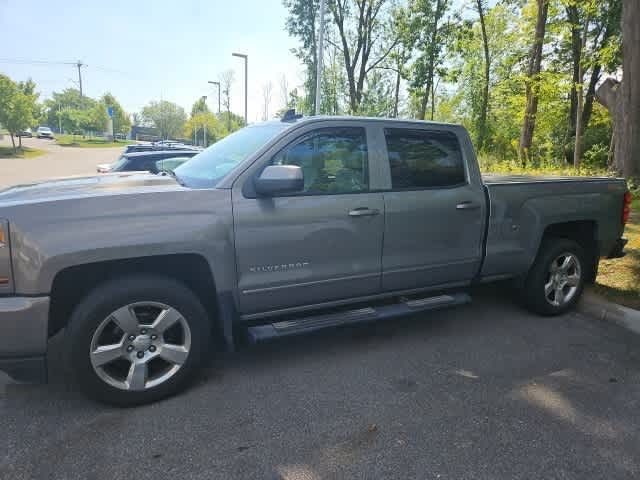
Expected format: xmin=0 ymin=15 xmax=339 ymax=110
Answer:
xmin=349 ymin=207 xmax=380 ymax=217
xmin=456 ymin=201 xmax=480 ymax=210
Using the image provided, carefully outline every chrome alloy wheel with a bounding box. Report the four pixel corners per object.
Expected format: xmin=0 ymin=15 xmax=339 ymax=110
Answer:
xmin=544 ymin=252 xmax=582 ymax=307
xmin=89 ymin=302 xmax=191 ymax=391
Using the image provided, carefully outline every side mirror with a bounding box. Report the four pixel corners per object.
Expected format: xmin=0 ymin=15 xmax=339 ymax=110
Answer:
xmin=255 ymin=165 xmax=304 ymax=196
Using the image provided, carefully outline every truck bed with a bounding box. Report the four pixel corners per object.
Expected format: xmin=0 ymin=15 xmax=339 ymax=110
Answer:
xmin=479 ymin=173 xmax=627 ymax=281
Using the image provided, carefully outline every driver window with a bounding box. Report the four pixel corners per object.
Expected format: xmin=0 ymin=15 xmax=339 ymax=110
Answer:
xmin=271 ymin=127 xmax=368 ymax=194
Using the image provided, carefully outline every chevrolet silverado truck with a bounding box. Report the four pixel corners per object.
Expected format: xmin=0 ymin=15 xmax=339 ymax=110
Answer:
xmin=0 ymin=114 xmax=630 ymax=405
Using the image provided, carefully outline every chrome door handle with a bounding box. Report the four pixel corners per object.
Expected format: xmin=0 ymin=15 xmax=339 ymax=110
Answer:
xmin=456 ymin=201 xmax=480 ymax=210
xmin=349 ymin=207 xmax=380 ymax=217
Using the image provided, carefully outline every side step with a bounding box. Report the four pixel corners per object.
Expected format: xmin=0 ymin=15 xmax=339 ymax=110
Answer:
xmin=247 ymin=292 xmax=470 ymax=343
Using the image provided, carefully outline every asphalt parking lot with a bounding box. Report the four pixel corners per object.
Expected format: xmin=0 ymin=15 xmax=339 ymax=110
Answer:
xmin=0 ymin=136 xmax=122 ymax=189
xmin=2 ymin=288 xmax=640 ymax=479
xmin=1 ymin=140 xmax=640 ymax=479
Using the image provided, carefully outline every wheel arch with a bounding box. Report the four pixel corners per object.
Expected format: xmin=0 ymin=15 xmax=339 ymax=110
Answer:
xmin=537 ymin=220 xmax=599 ymax=282
xmin=48 ymin=254 xmax=235 ymax=349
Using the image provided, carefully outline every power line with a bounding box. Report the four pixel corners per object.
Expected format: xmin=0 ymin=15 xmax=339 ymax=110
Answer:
xmin=0 ymin=58 xmax=78 ymax=66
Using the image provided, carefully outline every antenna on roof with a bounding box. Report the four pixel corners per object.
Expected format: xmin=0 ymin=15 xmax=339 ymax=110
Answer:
xmin=281 ymin=109 xmax=303 ymax=122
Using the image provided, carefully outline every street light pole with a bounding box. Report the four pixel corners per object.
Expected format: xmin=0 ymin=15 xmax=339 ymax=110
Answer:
xmin=208 ymin=81 xmax=221 ymax=114
xmin=315 ymin=0 xmax=326 ymax=115
xmin=232 ymin=52 xmax=248 ymax=125
xmin=201 ymin=95 xmax=208 ymax=146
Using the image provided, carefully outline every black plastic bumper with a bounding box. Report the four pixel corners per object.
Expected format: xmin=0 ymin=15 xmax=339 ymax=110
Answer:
xmin=0 ymin=355 xmax=47 ymax=383
xmin=607 ymin=238 xmax=628 ymax=259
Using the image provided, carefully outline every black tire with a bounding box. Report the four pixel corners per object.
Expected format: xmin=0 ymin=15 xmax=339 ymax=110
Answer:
xmin=522 ymin=238 xmax=587 ymax=316
xmin=67 ymin=274 xmax=211 ymax=406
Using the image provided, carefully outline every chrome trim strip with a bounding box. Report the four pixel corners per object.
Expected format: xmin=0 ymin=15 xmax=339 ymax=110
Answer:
xmin=241 ymin=272 xmax=380 ymax=295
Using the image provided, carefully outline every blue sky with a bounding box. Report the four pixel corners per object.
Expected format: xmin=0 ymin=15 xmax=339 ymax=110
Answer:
xmin=0 ymin=0 xmax=302 ymax=122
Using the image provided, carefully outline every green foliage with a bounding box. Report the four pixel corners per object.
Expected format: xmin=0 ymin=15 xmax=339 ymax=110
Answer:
xmin=101 ymin=92 xmax=131 ymax=135
xmin=0 ymin=74 xmax=37 ymax=150
xmin=184 ymin=111 xmax=225 ymax=147
xmin=141 ymin=100 xmax=187 ymax=140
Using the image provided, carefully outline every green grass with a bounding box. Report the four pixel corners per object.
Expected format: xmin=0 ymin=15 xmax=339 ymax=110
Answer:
xmin=479 ymin=156 xmax=611 ymax=177
xmin=56 ymin=134 xmax=133 ymax=148
xmin=592 ymin=199 xmax=640 ymax=309
xmin=0 ymin=145 xmax=46 ymax=159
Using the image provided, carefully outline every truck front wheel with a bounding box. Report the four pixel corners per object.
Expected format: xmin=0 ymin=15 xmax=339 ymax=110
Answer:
xmin=523 ymin=238 xmax=586 ymax=316
xmin=67 ymin=274 xmax=211 ymax=406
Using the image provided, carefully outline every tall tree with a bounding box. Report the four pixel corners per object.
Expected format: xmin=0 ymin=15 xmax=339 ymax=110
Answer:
xmin=141 ymin=100 xmax=187 ymax=140
xmin=618 ymin=0 xmax=640 ymax=177
xmin=475 ymin=0 xmax=490 ymax=150
xmin=219 ymin=70 xmax=235 ymax=131
xmin=329 ymin=0 xmax=397 ymax=113
xmin=406 ymin=0 xmax=450 ymax=120
xmin=191 ymin=96 xmax=209 ymax=116
xmin=0 ymin=74 xmax=35 ymax=151
xmin=283 ymin=0 xmax=320 ymax=113
xmin=261 ymin=81 xmax=273 ymax=120
xmin=519 ymin=0 xmax=550 ymax=164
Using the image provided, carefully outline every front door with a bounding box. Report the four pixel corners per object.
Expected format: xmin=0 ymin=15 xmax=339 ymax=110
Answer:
xmin=380 ymin=126 xmax=487 ymax=291
xmin=233 ymin=125 xmax=384 ymax=315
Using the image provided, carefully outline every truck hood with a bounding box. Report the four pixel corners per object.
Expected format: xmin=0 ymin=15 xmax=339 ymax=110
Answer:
xmin=0 ymin=172 xmax=182 ymax=207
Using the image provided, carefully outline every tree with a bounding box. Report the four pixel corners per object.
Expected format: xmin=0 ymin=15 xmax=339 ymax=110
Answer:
xmin=191 ymin=96 xmax=209 ymax=116
xmin=329 ymin=0 xmax=398 ymax=113
xmin=261 ymin=81 xmax=273 ymax=121
xmin=475 ymin=0 xmax=490 ymax=150
xmin=405 ymin=0 xmax=451 ymax=120
xmin=519 ymin=0 xmax=550 ymax=164
xmin=283 ymin=0 xmax=320 ymax=113
xmin=617 ymin=0 xmax=640 ymax=177
xmin=141 ymin=100 xmax=187 ymax=140
xmin=0 ymin=74 xmax=36 ymax=151
xmin=101 ymin=93 xmax=131 ymax=136
xmin=219 ymin=70 xmax=235 ymax=131
xmin=184 ymin=112 xmax=225 ymax=147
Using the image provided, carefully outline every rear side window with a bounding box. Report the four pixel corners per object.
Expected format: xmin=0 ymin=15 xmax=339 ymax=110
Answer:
xmin=384 ymin=129 xmax=465 ymax=189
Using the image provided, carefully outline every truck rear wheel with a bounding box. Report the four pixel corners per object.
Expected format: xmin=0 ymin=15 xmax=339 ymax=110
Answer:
xmin=67 ymin=274 xmax=211 ymax=406
xmin=522 ymin=238 xmax=586 ymax=316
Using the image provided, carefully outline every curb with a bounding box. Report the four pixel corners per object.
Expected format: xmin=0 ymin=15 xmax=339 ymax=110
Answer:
xmin=577 ymin=289 xmax=640 ymax=335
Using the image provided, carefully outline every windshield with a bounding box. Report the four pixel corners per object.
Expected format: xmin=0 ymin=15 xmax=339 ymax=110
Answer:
xmin=38 ymin=127 xmax=51 ymax=132
xmin=174 ymin=123 xmax=287 ymax=188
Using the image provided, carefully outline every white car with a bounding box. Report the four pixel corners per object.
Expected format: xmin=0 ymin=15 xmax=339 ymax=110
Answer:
xmin=36 ymin=126 xmax=54 ymax=139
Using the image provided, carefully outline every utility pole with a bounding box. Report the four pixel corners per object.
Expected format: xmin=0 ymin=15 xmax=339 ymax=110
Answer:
xmin=208 ymin=81 xmax=221 ymax=114
xmin=76 ymin=60 xmax=85 ymax=98
xmin=232 ymin=53 xmax=248 ymax=125
xmin=315 ymin=0 xmax=326 ymax=115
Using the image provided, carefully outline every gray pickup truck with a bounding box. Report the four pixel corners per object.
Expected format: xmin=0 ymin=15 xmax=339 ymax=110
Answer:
xmin=0 ymin=114 xmax=629 ymax=405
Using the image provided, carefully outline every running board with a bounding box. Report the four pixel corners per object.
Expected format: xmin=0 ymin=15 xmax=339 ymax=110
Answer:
xmin=247 ymin=292 xmax=470 ymax=343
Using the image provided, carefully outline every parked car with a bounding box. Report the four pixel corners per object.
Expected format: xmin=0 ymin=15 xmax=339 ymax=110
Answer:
xmin=96 ymin=150 xmax=198 ymax=174
xmin=36 ymin=126 xmax=54 ymax=139
xmin=17 ymin=128 xmax=32 ymax=138
xmin=0 ymin=114 xmax=629 ymax=406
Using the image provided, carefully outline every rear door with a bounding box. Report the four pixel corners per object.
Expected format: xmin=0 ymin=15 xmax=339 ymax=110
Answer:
xmin=232 ymin=122 xmax=386 ymax=315
xmin=377 ymin=124 xmax=487 ymax=291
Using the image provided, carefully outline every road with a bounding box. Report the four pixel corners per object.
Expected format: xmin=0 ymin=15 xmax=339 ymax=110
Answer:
xmin=0 ymin=136 xmax=123 ymax=189
xmin=1 ymin=139 xmax=640 ymax=479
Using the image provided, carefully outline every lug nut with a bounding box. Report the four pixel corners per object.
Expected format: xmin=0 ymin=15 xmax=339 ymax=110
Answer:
xmin=137 ymin=351 xmax=144 ymax=359
xmin=149 ymin=345 xmax=156 ymax=352
xmin=140 ymin=329 xmax=147 ymax=335
xmin=150 ymin=334 xmax=157 ymax=340
xmin=127 ymin=345 xmax=134 ymax=352
xmin=128 ymin=335 xmax=135 ymax=341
